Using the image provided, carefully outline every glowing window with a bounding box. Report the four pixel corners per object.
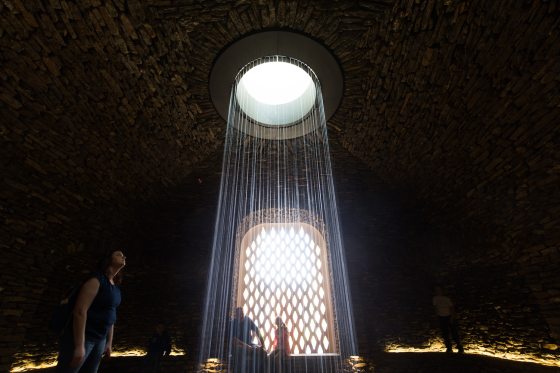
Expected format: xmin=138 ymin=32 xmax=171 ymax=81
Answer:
xmin=235 ymin=61 xmax=317 ymax=126
xmin=237 ymin=223 xmax=336 ymax=355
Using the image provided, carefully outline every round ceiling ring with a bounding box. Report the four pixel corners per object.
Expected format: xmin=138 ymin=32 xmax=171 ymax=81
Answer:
xmin=209 ymin=31 xmax=343 ymax=129
xmin=235 ymin=57 xmax=318 ymax=127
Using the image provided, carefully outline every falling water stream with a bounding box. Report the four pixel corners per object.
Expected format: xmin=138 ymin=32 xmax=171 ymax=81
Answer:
xmin=199 ymin=56 xmax=358 ymax=372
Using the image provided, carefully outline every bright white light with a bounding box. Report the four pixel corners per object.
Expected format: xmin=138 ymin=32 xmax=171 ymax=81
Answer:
xmin=236 ymin=61 xmax=316 ymax=126
xmin=241 ymin=62 xmax=311 ymax=105
xmin=239 ymin=224 xmax=332 ymax=354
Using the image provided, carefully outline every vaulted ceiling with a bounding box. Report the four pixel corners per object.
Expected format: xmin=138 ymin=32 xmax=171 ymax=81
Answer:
xmin=2 ymin=0 xmax=558 ymax=261
xmin=3 ymin=0 xmax=557 ymax=230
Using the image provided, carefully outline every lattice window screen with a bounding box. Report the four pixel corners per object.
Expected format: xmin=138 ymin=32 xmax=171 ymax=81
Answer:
xmin=237 ymin=223 xmax=336 ymax=355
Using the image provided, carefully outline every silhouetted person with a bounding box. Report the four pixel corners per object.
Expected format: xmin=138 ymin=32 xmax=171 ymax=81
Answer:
xmin=230 ymin=307 xmax=266 ymax=373
xmin=145 ymin=323 xmax=172 ymax=372
xmin=270 ymin=316 xmax=290 ymax=372
xmin=433 ymin=286 xmax=464 ymax=353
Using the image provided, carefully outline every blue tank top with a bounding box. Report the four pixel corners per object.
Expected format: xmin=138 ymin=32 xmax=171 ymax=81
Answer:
xmin=85 ymin=272 xmax=121 ymax=341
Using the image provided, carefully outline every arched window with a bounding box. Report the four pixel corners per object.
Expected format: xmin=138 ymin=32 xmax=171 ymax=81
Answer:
xmin=236 ymin=222 xmax=337 ymax=355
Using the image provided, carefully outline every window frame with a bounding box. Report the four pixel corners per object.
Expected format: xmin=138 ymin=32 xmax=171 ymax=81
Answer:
xmin=236 ymin=222 xmax=338 ymax=355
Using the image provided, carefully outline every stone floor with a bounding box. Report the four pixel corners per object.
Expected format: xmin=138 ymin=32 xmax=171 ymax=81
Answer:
xmin=32 ymin=351 xmax=560 ymax=373
xmin=369 ymin=352 xmax=559 ymax=373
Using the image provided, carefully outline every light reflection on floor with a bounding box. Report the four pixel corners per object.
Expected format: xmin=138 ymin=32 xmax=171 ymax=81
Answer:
xmin=198 ymin=356 xmax=374 ymax=373
xmin=198 ymin=357 xmax=227 ymax=372
xmin=10 ymin=348 xmax=186 ymax=372
xmin=347 ymin=356 xmax=373 ymax=372
xmin=385 ymin=341 xmax=560 ymax=367
xmin=11 ymin=344 xmax=558 ymax=371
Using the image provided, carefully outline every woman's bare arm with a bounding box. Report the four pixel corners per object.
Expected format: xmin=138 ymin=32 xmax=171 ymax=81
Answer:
xmin=105 ymin=324 xmax=114 ymax=357
xmin=70 ymin=277 xmax=100 ymax=367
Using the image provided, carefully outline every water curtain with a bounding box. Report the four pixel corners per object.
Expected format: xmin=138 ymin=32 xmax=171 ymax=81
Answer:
xmin=199 ymin=56 xmax=357 ymax=372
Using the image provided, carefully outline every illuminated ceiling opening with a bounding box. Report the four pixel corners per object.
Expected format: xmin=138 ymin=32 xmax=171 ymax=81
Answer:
xmin=235 ymin=60 xmax=317 ymax=126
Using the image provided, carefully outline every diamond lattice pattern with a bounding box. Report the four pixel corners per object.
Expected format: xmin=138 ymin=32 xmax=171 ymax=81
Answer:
xmin=239 ymin=225 xmax=333 ymax=355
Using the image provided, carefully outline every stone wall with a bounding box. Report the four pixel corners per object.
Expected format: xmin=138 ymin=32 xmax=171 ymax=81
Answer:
xmin=329 ymin=140 xmax=556 ymax=361
xmin=0 ymin=0 xmax=221 ymax=369
xmin=336 ymin=0 xmax=560 ymax=344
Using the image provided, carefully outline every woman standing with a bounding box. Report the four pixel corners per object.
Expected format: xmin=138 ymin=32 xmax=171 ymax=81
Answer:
xmin=269 ymin=317 xmax=290 ymax=372
xmin=56 ymin=249 xmax=126 ymax=372
xmin=272 ymin=317 xmax=289 ymax=356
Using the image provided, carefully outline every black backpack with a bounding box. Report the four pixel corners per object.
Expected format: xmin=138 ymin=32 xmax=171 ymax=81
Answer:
xmin=48 ymin=284 xmax=82 ymax=335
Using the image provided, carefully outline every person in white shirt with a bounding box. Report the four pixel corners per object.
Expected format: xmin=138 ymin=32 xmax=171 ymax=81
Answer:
xmin=433 ymin=286 xmax=464 ymax=353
